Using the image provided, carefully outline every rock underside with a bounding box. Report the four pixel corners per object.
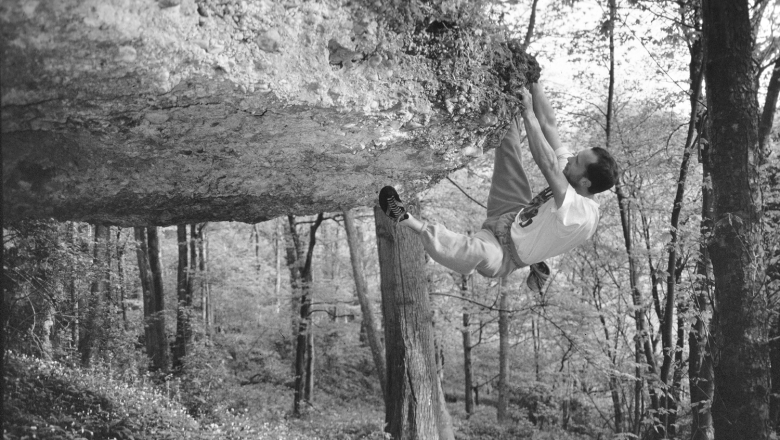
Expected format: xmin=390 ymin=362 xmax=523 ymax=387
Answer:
xmin=2 ymin=0 xmax=539 ymax=226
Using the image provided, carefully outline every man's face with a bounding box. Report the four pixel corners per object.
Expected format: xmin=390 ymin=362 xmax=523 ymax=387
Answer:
xmin=564 ymin=148 xmax=598 ymax=189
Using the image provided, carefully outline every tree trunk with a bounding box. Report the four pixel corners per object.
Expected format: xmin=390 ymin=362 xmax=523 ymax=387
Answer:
xmin=461 ymin=274 xmax=474 ymax=415
xmin=104 ymin=227 xmax=113 ymax=313
xmin=688 ymin=140 xmax=715 ymax=439
xmin=286 ymin=215 xmax=304 ymax=342
xmin=189 ymin=224 xmax=198 ymax=323
xmin=135 ymin=227 xmax=160 ymax=371
xmin=657 ymin=31 xmax=706 ymax=439
xmin=197 ymin=224 xmax=211 ymax=333
xmin=703 ymin=1 xmax=768 ymax=439
xmin=173 ymin=225 xmax=192 ymax=372
xmin=304 ymin=324 xmax=315 ymax=403
xmin=251 ymin=223 xmax=265 ymax=325
xmin=759 ymin=58 xmax=780 ymax=163
xmin=117 ymin=229 xmax=127 ymax=327
xmin=374 ymin=205 xmax=454 ymax=440
xmin=617 ymin=185 xmax=661 ymax=426
xmin=76 ymin=224 xmax=91 ymax=358
xmin=69 ymin=222 xmax=80 ymax=350
xmin=343 ymin=208 xmax=387 ymax=398
xmin=590 ymin=275 xmax=624 ymax=435
xmin=605 ymin=0 xmax=616 ymax=146
xmin=532 ymin=318 xmax=541 ymax=382
xmin=604 ymin=0 xmax=657 ymax=433
xmin=497 ymin=278 xmax=510 ymax=424
xmin=252 ymin=223 xmax=262 ymax=273
xmin=146 ymin=227 xmax=169 ymax=373
xmin=79 ymin=224 xmax=109 ymax=367
xmin=40 ymin=299 xmax=55 ymax=361
xmin=275 ymin=218 xmax=283 ymax=314
xmin=292 ymin=213 xmax=324 ymax=416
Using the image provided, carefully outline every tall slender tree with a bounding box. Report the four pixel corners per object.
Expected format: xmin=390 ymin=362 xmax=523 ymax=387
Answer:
xmin=173 ymin=225 xmax=192 ymax=371
xmin=343 ymin=208 xmax=387 ymax=399
xmin=195 ymin=223 xmax=211 ymax=332
xmin=189 ymin=224 xmax=198 ymax=322
xmin=605 ymin=0 xmax=660 ymax=433
xmin=274 ymin=218 xmax=283 ymax=314
xmin=689 ymin=121 xmax=714 ymax=440
xmin=116 ymin=229 xmax=127 ymax=327
xmin=291 ymin=213 xmax=324 ymax=416
xmin=496 ymin=278 xmax=510 ymax=424
xmin=461 ymin=274 xmax=474 ymax=415
xmin=134 ymin=227 xmax=157 ymax=370
xmin=79 ymin=224 xmax=110 ymax=367
xmin=146 ymin=227 xmax=169 ymax=373
xmin=656 ymin=9 xmax=706 ymax=436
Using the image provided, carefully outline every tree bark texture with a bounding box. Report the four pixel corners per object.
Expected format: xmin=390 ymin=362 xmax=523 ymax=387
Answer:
xmin=173 ymin=224 xmax=192 ymax=371
xmin=196 ymin=224 xmax=211 ymax=332
xmin=758 ymin=50 xmax=780 ymax=163
xmin=79 ymin=224 xmax=109 ymax=367
xmin=69 ymin=222 xmax=80 ymax=350
xmin=135 ymin=227 xmax=163 ymax=371
xmin=688 ymin=139 xmax=715 ymax=438
xmin=343 ymin=208 xmax=387 ymax=399
xmin=305 ymin=325 xmax=315 ymax=404
xmin=617 ymin=185 xmax=661 ymax=422
xmin=497 ymin=278 xmax=510 ymax=424
xmin=590 ymin=276 xmax=623 ymax=434
xmin=292 ymin=213 xmax=324 ymax=416
xmin=189 ymin=224 xmax=198 ymax=318
xmin=374 ymin=205 xmax=454 ymax=440
xmin=275 ymin=219 xmax=283 ymax=314
xmin=703 ymin=1 xmax=768 ymax=439
xmin=461 ymin=274 xmax=474 ymax=415
xmin=117 ymin=231 xmax=127 ymax=327
xmin=605 ymin=1 xmax=658 ymax=432
xmin=146 ymin=227 xmax=169 ymax=373
xmin=286 ymin=215 xmax=304 ymax=342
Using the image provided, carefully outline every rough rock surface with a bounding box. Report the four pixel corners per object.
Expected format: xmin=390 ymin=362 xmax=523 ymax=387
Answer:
xmin=2 ymin=0 xmax=539 ymax=226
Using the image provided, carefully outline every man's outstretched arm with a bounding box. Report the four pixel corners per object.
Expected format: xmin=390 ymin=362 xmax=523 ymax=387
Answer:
xmin=519 ymin=88 xmax=568 ymax=208
xmin=530 ymin=82 xmax=565 ymax=153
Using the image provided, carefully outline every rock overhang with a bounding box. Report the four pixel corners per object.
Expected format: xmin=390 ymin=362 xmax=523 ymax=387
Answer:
xmin=1 ymin=0 xmax=539 ymax=226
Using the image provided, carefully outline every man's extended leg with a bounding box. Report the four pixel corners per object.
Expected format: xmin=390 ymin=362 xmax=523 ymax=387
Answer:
xmin=486 ymin=114 xmax=533 ymax=218
xmin=379 ymin=186 xmax=504 ymax=276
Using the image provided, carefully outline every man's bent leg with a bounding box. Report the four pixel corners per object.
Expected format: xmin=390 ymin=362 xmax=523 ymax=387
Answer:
xmin=403 ymin=215 xmax=503 ymax=276
xmin=530 ymin=82 xmax=564 ymax=152
xmin=486 ymin=114 xmax=533 ymax=218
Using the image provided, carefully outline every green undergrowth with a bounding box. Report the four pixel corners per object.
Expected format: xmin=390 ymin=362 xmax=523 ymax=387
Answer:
xmin=3 ymin=349 xmax=588 ymax=440
xmin=3 ymin=352 xmax=387 ymax=440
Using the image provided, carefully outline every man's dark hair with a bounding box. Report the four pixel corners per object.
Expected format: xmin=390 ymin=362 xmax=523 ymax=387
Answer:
xmin=586 ymin=147 xmax=619 ymax=194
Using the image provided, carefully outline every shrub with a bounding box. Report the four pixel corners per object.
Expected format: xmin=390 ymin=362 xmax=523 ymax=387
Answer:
xmin=455 ymin=405 xmax=536 ymax=440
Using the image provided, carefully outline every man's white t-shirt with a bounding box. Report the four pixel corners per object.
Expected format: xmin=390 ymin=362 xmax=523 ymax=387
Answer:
xmin=510 ymin=147 xmax=600 ymax=265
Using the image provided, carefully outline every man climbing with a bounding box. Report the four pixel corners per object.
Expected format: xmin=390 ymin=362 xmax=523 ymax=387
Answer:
xmin=378 ymin=82 xmax=619 ymax=291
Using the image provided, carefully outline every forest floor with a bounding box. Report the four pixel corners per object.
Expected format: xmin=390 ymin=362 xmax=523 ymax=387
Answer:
xmin=4 ymin=350 xmax=548 ymax=440
xmin=2 ymin=351 xmax=389 ymax=440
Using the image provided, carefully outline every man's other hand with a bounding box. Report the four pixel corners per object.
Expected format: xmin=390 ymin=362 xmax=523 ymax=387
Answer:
xmin=519 ymin=88 xmax=534 ymax=117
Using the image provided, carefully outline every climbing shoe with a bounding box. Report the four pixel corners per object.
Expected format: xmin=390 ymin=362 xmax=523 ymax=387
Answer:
xmin=526 ymin=261 xmax=550 ymax=293
xmin=379 ymin=186 xmax=409 ymax=222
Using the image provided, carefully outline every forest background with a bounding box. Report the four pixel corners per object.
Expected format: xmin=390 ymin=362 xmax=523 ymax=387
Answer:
xmin=3 ymin=0 xmax=780 ymax=439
